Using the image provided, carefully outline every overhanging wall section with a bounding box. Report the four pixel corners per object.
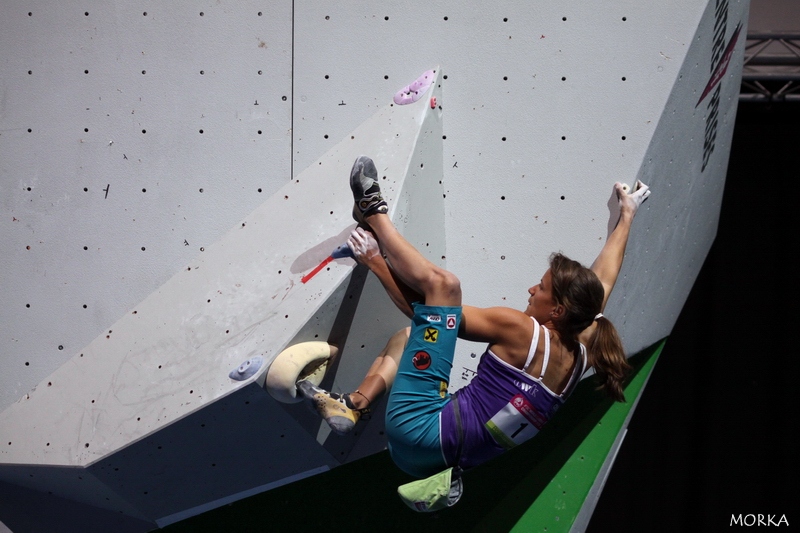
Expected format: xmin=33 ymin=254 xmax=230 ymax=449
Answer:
xmin=604 ymin=0 xmax=748 ymax=351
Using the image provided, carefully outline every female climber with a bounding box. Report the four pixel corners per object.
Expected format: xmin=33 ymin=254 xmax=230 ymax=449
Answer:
xmin=298 ymin=155 xmax=651 ymax=478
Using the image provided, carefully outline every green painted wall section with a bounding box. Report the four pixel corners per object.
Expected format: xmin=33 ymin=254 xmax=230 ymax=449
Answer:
xmin=157 ymin=340 xmax=664 ymax=533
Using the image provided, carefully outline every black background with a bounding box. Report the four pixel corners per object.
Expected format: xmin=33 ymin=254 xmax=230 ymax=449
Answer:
xmin=587 ymin=102 xmax=799 ymax=532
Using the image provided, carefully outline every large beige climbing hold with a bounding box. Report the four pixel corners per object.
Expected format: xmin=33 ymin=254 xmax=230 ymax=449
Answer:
xmin=266 ymin=342 xmax=338 ymax=404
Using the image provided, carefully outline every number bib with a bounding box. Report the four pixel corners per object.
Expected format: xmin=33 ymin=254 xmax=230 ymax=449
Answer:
xmin=485 ymin=394 xmax=549 ymax=449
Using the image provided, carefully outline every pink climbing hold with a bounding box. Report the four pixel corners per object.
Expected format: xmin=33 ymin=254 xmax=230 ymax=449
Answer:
xmin=393 ymin=69 xmax=435 ymax=105
xmin=430 ymin=97 xmax=437 ymax=109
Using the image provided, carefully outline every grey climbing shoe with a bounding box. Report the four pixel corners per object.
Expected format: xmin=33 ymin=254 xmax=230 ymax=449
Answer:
xmin=350 ymin=155 xmax=388 ymax=220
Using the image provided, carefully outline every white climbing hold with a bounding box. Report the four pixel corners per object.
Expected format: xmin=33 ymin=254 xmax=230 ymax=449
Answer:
xmin=229 ymin=355 xmax=264 ymax=381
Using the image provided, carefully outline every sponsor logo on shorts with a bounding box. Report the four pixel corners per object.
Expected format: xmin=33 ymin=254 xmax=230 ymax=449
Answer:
xmin=412 ymin=351 xmax=431 ymax=370
xmin=446 ymin=314 xmax=457 ymax=330
xmin=424 ymin=327 xmax=439 ymax=343
xmin=427 ymin=314 xmax=441 ymax=323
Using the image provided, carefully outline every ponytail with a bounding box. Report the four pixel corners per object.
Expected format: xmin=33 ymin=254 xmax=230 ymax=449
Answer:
xmin=548 ymin=253 xmax=631 ymax=402
xmin=588 ymin=316 xmax=630 ymax=402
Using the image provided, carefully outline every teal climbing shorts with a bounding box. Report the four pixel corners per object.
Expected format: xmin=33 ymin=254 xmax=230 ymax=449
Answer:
xmin=385 ymin=303 xmax=462 ymax=478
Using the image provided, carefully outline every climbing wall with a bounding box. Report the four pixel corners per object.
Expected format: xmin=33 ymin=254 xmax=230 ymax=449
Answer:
xmin=0 ymin=0 xmax=748 ymax=531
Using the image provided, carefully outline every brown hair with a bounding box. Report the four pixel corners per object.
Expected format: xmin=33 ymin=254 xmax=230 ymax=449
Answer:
xmin=548 ymin=253 xmax=630 ymax=402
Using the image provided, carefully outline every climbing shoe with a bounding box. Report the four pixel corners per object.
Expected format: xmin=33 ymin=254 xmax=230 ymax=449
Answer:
xmin=297 ymin=380 xmax=367 ymax=436
xmin=350 ymin=155 xmax=388 ymax=220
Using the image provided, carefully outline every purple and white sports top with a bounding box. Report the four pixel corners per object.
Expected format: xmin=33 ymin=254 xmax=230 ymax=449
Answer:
xmin=439 ymin=317 xmax=587 ymax=470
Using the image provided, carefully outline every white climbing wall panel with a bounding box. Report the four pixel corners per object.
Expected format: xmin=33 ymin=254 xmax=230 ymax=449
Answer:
xmin=0 ymin=0 xmax=748 ymax=530
xmin=1 ymin=1 xmax=293 ymax=410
